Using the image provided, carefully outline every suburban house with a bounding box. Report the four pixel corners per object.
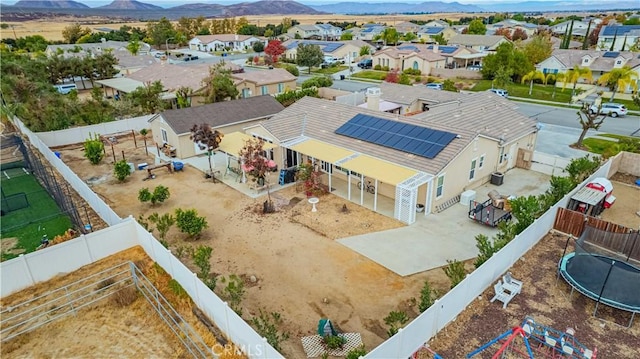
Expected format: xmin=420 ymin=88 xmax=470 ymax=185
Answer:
xmin=148 ymin=95 xmax=284 ymax=159
xmin=422 ymin=20 xmax=450 ymax=28
xmin=282 ymin=39 xmax=374 ymax=62
xmin=375 ymin=82 xmax=464 ymax=115
xmin=315 ymin=23 xmax=343 ymax=40
xmin=550 ymin=20 xmax=591 ymax=37
xmin=356 ymin=24 xmax=387 ymax=41
xmin=188 ymin=34 xmax=266 ymax=52
xmin=96 ymin=62 xmax=242 ymax=106
xmin=416 ymin=27 xmax=458 ymax=43
xmin=286 ymin=25 xmax=323 ymax=39
xmin=45 ymin=40 xmax=151 ymax=57
xmin=597 ymin=25 xmax=640 ymax=51
xmin=231 ymin=68 xmax=297 ymax=98
xmin=240 ymin=91 xmax=537 ymax=224
xmin=448 ymin=34 xmax=511 ymax=52
xmin=394 ymin=21 xmax=421 ymax=34
xmin=487 ymin=19 xmax=539 ymax=36
xmin=536 ymin=49 xmax=640 ymax=92
xmin=371 ymin=44 xmax=446 ymax=75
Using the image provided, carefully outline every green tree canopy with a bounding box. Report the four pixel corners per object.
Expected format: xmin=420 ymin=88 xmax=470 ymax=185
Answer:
xmin=62 ymin=23 xmax=91 ymax=44
xmin=340 ymin=32 xmax=353 ymax=40
xmin=128 ymin=81 xmax=165 ymax=114
xmin=521 ymin=34 xmax=553 ymax=65
xmin=481 ymin=42 xmax=532 ymax=82
xmin=146 ymin=17 xmax=176 ymax=47
xmin=296 ymin=43 xmax=324 ymax=74
xmin=467 ymin=19 xmax=487 ymax=35
xmin=201 ymin=63 xmax=239 ymax=103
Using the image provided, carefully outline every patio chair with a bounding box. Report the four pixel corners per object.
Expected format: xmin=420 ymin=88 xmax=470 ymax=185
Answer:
xmin=490 ymin=281 xmax=517 ymax=309
xmin=502 ymin=272 xmax=523 ymax=295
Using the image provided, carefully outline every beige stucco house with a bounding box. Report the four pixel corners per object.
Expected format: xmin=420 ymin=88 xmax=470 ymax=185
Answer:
xmin=372 ymin=44 xmax=446 ymax=75
xmin=416 ymin=27 xmax=458 ymax=43
xmin=448 ymin=34 xmax=511 ymax=52
xmin=282 ymin=39 xmax=374 ymax=62
xmin=148 ymin=95 xmax=284 ymax=159
xmin=242 ymin=90 xmax=538 ymax=224
xmin=231 ymin=68 xmax=297 ymax=98
xmin=188 ymin=34 xmax=265 ymax=52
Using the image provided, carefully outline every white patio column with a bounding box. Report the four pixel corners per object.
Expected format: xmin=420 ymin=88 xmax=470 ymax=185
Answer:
xmin=425 ymin=180 xmax=433 ymax=216
xmin=360 ymin=174 xmax=364 ymax=205
xmin=374 ymin=179 xmax=378 ymax=211
xmin=347 ymin=173 xmax=351 ymax=200
xmin=328 ymin=167 xmax=332 ymax=193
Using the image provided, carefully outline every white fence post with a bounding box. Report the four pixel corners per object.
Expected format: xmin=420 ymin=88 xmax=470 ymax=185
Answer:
xmin=19 ymin=254 xmax=35 ymax=285
xmin=82 ymin=235 xmax=94 ymax=262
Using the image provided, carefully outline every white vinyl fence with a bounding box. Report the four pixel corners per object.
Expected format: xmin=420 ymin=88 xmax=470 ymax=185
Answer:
xmin=36 ymin=115 xmax=154 ymax=147
xmin=530 ymin=151 xmax=571 ymax=176
xmin=364 ymin=158 xmax=612 ymax=358
xmin=13 ymin=117 xmax=122 ymax=226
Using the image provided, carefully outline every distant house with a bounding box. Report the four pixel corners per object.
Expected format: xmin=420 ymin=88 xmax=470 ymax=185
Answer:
xmin=148 ymin=95 xmax=284 ymax=159
xmin=374 ymin=82 xmax=464 ymax=115
xmin=315 ymin=23 xmax=343 ymax=40
xmin=416 ymin=27 xmax=458 ymax=43
xmin=282 ymin=39 xmax=374 ymax=62
xmin=394 ymin=21 xmax=421 ymax=34
xmin=287 ymin=25 xmax=323 ymax=39
xmin=357 ymin=24 xmax=387 ymax=41
xmin=550 ymin=20 xmax=591 ymax=36
xmin=371 ymin=44 xmax=446 ymax=75
xmin=536 ymin=49 xmax=640 ymax=92
xmin=231 ymin=68 xmax=297 ymax=98
xmin=448 ymin=34 xmax=511 ymax=52
xmin=597 ymin=25 xmax=640 ymax=51
xmin=488 ymin=19 xmax=539 ymax=37
xmin=423 ymin=20 xmax=450 ymax=28
xmin=242 ymin=91 xmax=537 ymax=224
xmin=188 ymin=34 xmax=265 ymax=52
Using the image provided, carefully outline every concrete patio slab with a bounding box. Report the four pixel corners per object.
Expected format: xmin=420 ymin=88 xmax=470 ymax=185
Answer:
xmin=338 ymin=168 xmax=551 ymax=276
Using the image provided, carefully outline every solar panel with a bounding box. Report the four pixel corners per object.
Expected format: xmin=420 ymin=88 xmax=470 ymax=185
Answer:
xmin=398 ymin=45 xmax=418 ymax=51
xmin=335 ymin=114 xmax=457 ymax=159
xmin=602 ymin=51 xmax=620 ymax=58
xmin=425 ymin=27 xmax=443 ymax=34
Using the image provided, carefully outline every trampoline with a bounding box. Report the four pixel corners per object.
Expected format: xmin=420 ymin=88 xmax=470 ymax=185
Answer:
xmin=558 ymin=226 xmax=640 ymax=327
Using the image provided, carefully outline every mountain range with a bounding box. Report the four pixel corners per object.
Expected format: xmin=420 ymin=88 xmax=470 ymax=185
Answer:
xmin=5 ymin=0 xmax=640 ymax=16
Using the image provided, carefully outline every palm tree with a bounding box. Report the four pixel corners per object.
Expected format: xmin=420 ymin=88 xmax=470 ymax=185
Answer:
xmin=521 ymin=70 xmax=545 ymax=95
xmin=597 ymin=66 xmax=639 ymax=102
xmin=545 ymin=72 xmax=565 ymax=99
xmin=126 ymin=35 xmax=141 ymax=56
xmin=562 ymin=65 xmax=593 ymax=98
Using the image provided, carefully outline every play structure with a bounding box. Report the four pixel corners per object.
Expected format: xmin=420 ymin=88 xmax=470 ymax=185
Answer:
xmin=558 ymin=225 xmax=640 ymax=327
xmin=467 ymin=316 xmax=597 ymax=359
xmin=469 ymin=190 xmax=513 ymax=227
xmin=567 ymin=178 xmax=615 ymax=216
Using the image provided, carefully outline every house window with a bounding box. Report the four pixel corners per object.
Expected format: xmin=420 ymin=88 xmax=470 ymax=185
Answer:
xmin=261 ymin=86 xmax=268 ymax=95
xmin=583 ymin=58 xmax=588 ymax=63
xmin=321 ymin=161 xmax=332 ymax=173
xmin=277 ymin=83 xmax=284 ymax=93
xmin=616 ymin=60 xmax=622 ymax=65
xmin=242 ymin=88 xmax=250 ymax=98
xmin=469 ymin=158 xmax=477 ymax=180
xmin=479 ymin=154 xmax=485 ymax=169
xmin=161 ymin=128 xmax=168 ymax=143
xmin=413 ymin=61 xmax=418 ymax=70
xmin=285 ymin=148 xmax=299 ymax=167
xmin=436 ymin=175 xmax=445 ymax=198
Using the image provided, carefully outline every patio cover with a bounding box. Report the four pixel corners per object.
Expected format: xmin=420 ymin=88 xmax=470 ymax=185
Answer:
xmin=340 ymin=155 xmax=417 ymax=186
xmin=217 ymin=132 xmax=276 ymax=157
xmin=95 ymin=78 xmax=144 ymax=93
xmin=290 ymin=139 xmax=355 ymax=163
xmin=453 ymin=53 xmax=488 ymax=59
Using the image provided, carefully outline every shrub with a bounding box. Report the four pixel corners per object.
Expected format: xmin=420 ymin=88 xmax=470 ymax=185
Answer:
xmin=192 ymin=245 xmax=213 ymax=279
xmin=382 ymin=66 xmax=390 ymax=71
xmin=443 ymin=259 xmax=466 ymax=288
xmin=147 ymin=212 xmax=175 ymax=241
xmin=403 ymin=68 xmax=421 ymax=75
xmin=138 ymin=185 xmax=170 ymax=205
xmin=565 ymin=155 xmax=601 ymax=184
xmin=301 ymin=76 xmax=333 ymax=89
xmin=113 ymin=159 xmax=131 ymax=182
xmin=275 ymin=88 xmax=318 ymax=107
xmin=83 ymin=133 xmax=104 ymax=165
xmin=346 ymin=345 xmax=367 ymax=359
xmin=384 ymin=310 xmax=408 ymax=337
xmin=251 ymin=309 xmax=289 ymax=352
xmin=284 ymin=64 xmax=299 ymax=76
xmin=509 ymin=195 xmax=541 ymax=234
xmin=221 ymin=274 xmax=245 ymax=315
xmin=111 ymin=286 xmax=138 ymax=307
xmin=399 ymin=73 xmax=411 ymax=85
xmin=96 ymin=278 xmax=115 ymax=290
xmin=323 ymin=334 xmax=345 ymax=350
xmin=176 ymin=208 xmax=208 ymax=239
xmin=419 ymin=280 xmax=438 ymax=312
xmin=374 ymin=64 xmax=382 ymax=70
xmin=168 ymin=279 xmax=188 ymax=298
xmin=442 ymin=79 xmax=458 ymax=92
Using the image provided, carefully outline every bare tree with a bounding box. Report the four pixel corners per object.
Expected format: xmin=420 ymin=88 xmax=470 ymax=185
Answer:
xmin=239 ymin=138 xmax=277 ymax=212
xmin=190 ymin=124 xmax=224 ymax=181
xmin=575 ymin=103 xmax=606 ymax=148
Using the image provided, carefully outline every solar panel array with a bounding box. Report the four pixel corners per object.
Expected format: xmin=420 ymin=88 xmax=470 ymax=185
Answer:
xmin=428 ymin=45 xmax=458 ymax=54
xmin=398 ymin=45 xmax=419 ymax=51
xmin=603 ymin=51 xmax=620 ymax=58
xmin=601 ymin=25 xmax=640 ymax=36
xmin=424 ymin=27 xmax=444 ymax=34
xmin=335 ymin=114 xmax=457 ymax=159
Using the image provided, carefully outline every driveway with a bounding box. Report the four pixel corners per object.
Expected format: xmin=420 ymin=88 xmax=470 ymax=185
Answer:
xmin=338 ymin=168 xmax=551 ymax=276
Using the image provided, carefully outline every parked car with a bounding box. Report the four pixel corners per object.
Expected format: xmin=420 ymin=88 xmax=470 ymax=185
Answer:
xmin=467 ymin=65 xmax=482 ymax=71
xmin=54 ymin=83 xmax=78 ymax=95
xmin=589 ymin=102 xmax=627 ymax=117
xmin=425 ymin=83 xmax=443 ymax=90
xmin=357 ymin=59 xmax=373 ymax=69
xmin=489 ymin=89 xmax=509 ymax=98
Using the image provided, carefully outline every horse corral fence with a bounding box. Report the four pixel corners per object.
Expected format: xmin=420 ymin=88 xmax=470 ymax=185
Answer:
xmin=0 ymin=261 xmax=212 ymax=359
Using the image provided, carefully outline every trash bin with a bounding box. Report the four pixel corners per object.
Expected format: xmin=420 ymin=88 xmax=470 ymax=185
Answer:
xmin=340 ymin=74 xmax=345 ymax=80
xmin=491 ymin=172 xmax=504 ymax=186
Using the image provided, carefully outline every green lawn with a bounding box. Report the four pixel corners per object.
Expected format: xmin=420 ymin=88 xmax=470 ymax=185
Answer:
xmin=311 ymin=65 xmax=347 ymax=75
xmin=582 ymin=134 xmax=640 ymax=157
xmin=470 ymin=80 xmax=574 ymax=103
xmin=1 ymin=169 xmax=72 ymax=260
xmin=351 ymin=70 xmax=387 ymax=81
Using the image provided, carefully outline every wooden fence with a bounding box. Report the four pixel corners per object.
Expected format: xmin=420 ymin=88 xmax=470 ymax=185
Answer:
xmin=554 ymin=207 xmax=640 ymax=261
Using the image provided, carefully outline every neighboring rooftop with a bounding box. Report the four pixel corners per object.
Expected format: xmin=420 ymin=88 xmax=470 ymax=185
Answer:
xmin=155 ymin=95 xmax=284 ymax=135
xmin=449 ymin=34 xmax=510 ymax=47
xmin=378 ymin=82 xmax=463 ymax=106
xmin=127 ymin=62 xmax=241 ymax=92
xmin=231 ymin=68 xmax=297 ymax=85
xmin=542 ymin=49 xmax=640 ymax=70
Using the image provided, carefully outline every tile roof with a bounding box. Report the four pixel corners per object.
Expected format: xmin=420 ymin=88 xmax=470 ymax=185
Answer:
xmin=156 ymin=95 xmax=284 ymax=135
xmin=262 ymin=96 xmax=477 ymax=175
xmin=296 ymin=25 xmax=322 ymax=31
xmin=127 ymin=62 xmax=241 ymax=92
xmin=449 ymin=34 xmax=509 ymax=47
xmin=378 ymin=82 xmax=463 ymax=105
xmin=231 ymin=68 xmax=296 ymax=86
xmin=421 ymin=27 xmax=445 ymax=34
xmin=543 ymin=49 xmax=640 ymax=70
xmin=375 ymin=44 xmax=446 ymax=62
xmin=412 ymin=92 xmax=538 ymax=143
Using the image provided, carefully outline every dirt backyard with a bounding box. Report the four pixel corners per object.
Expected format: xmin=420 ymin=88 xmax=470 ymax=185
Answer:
xmin=52 ymin=135 xmax=452 ymax=358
